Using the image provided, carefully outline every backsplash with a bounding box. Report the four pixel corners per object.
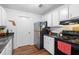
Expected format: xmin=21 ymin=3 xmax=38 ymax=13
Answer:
xmin=51 ymin=24 xmax=79 ymax=33
xmin=51 ymin=27 xmax=64 ymax=33
xmin=63 ymin=24 xmax=79 ymax=31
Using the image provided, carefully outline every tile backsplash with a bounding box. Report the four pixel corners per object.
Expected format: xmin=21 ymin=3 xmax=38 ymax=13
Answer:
xmin=63 ymin=24 xmax=79 ymax=31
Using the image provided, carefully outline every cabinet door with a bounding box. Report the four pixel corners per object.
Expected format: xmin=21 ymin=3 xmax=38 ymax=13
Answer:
xmin=1 ymin=7 xmax=7 ymax=26
xmin=0 ymin=6 xmax=7 ymax=26
xmin=52 ymin=10 xmax=59 ymax=26
xmin=44 ymin=13 xmax=52 ymax=27
xmin=44 ymin=36 xmax=46 ymax=49
xmin=44 ymin=35 xmax=49 ymax=50
xmin=44 ymin=36 xmax=54 ymax=55
xmin=59 ymin=5 xmax=69 ymax=21
xmin=0 ymin=6 xmax=2 ymax=26
xmin=46 ymin=36 xmax=50 ymax=52
xmin=47 ymin=13 xmax=52 ymax=27
xmin=69 ymin=4 xmax=79 ymax=19
xmin=46 ymin=36 xmax=50 ymax=53
xmin=49 ymin=37 xmax=54 ymax=55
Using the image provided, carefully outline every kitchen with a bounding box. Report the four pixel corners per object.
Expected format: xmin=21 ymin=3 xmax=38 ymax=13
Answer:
xmin=0 ymin=4 xmax=79 ymax=55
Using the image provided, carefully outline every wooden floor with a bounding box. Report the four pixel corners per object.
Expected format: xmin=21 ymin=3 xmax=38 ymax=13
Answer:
xmin=13 ymin=45 xmax=50 ymax=55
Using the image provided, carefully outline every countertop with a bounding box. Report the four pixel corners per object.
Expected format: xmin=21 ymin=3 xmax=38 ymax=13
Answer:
xmin=0 ymin=33 xmax=14 ymax=53
xmin=44 ymin=34 xmax=59 ymax=38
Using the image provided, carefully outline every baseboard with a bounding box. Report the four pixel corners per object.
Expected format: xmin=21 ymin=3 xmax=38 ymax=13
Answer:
xmin=13 ymin=44 xmax=35 ymax=50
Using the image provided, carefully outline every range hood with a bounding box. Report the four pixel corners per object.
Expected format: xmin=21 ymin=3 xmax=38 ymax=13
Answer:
xmin=60 ymin=17 xmax=79 ymax=25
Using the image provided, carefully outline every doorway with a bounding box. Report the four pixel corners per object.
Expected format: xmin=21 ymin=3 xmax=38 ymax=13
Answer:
xmin=16 ymin=17 xmax=34 ymax=47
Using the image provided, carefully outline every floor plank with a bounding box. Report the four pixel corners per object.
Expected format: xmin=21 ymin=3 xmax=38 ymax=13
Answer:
xmin=13 ymin=45 xmax=50 ymax=55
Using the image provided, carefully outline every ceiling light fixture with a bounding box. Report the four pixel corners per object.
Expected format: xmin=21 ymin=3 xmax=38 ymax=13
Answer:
xmin=34 ymin=4 xmax=43 ymax=8
xmin=38 ymin=4 xmax=43 ymax=8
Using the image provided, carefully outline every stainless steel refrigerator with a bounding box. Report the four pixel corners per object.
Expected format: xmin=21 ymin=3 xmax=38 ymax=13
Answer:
xmin=34 ymin=21 xmax=47 ymax=49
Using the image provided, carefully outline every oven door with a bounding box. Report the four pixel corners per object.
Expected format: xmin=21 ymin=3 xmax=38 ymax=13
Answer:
xmin=55 ymin=38 xmax=72 ymax=55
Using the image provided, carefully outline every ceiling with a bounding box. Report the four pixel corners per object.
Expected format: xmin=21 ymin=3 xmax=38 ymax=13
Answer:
xmin=0 ymin=4 xmax=63 ymax=15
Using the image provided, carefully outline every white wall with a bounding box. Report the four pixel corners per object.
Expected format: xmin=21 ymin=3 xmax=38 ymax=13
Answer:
xmin=5 ymin=8 xmax=42 ymax=49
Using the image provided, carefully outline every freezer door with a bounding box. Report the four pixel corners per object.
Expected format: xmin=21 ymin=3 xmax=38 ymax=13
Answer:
xmin=34 ymin=22 xmax=40 ymax=31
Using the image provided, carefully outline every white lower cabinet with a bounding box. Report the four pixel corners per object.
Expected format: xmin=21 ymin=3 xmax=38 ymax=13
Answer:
xmin=1 ymin=39 xmax=12 ymax=55
xmin=44 ymin=36 xmax=49 ymax=51
xmin=44 ymin=35 xmax=54 ymax=55
xmin=48 ymin=37 xmax=54 ymax=54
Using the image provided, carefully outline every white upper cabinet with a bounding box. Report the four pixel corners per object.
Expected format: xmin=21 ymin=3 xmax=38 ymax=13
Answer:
xmin=0 ymin=6 xmax=7 ymax=26
xmin=0 ymin=7 xmax=2 ymax=25
xmin=1 ymin=7 xmax=7 ymax=26
xmin=43 ymin=5 xmax=70 ymax=26
xmin=47 ymin=13 xmax=52 ymax=27
xmin=43 ymin=5 xmax=69 ymax=27
xmin=69 ymin=4 xmax=79 ymax=19
xmin=52 ymin=10 xmax=60 ymax=26
xmin=44 ymin=13 xmax=52 ymax=27
xmin=59 ymin=5 xmax=69 ymax=21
